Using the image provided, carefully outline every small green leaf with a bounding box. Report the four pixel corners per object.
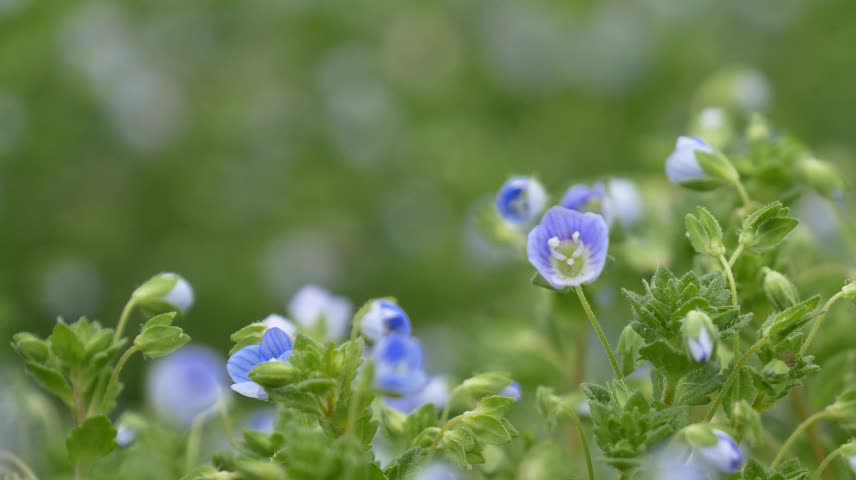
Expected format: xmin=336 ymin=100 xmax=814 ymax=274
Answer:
xmin=12 ymin=332 xmax=50 ymax=363
xmin=761 ymin=295 xmax=820 ymax=339
xmin=463 ymin=414 xmax=514 ymax=445
xmin=24 ymin=361 xmax=73 ymax=406
xmin=134 ymin=325 xmax=190 ymax=358
xmin=67 ymin=415 xmax=117 ymax=471
xmin=143 ymin=312 xmax=177 ymax=328
xmin=51 ymin=320 xmax=86 ymax=367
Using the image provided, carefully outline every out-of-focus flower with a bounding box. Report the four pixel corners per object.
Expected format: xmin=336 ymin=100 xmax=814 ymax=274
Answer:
xmin=696 ymin=430 xmax=745 ymax=474
xmin=681 ymin=311 xmax=717 ymax=363
xmin=374 ymin=333 xmax=428 ymax=395
xmin=414 ymin=462 xmax=461 ymax=480
xmin=495 ymin=176 xmax=548 ymax=226
xmin=665 ymin=137 xmax=714 ymax=186
xmin=147 ymin=345 xmax=227 ymax=426
xmin=605 ymin=178 xmax=644 ymax=229
xmin=288 ymin=285 xmax=352 ymax=341
xmin=227 ymin=328 xmax=294 ymax=400
xmin=385 ymin=375 xmax=449 ymax=414
xmin=116 ymin=425 xmax=136 ymax=449
xmin=527 ymin=207 xmax=609 ymax=290
xmin=261 ymin=314 xmax=298 ymax=338
xmin=500 ymin=382 xmax=522 ymax=402
xmin=245 ymin=409 xmax=276 ymax=434
xmin=561 ymin=182 xmax=611 ymax=225
xmin=645 ymin=446 xmax=706 ymax=480
xmin=133 ymin=272 xmax=194 ymax=314
xmin=361 ymin=300 xmax=412 ymax=342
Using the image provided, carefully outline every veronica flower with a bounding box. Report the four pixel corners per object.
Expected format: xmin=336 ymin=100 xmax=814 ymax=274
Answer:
xmin=133 ymin=272 xmax=195 ymax=314
xmin=261 ymin=313 xmax=298 ymax=338
xmin=385 ymin=375 xmax=449 ymax=414
xmin=415 ymin=463 xmax=461 ymax=480
xmin=361 ymin=300 xmax=412 ymax=342
xmin=605 ymin=178 xmax=644 ymax=229
xmin=681 ymin=311 xmax=717 ymax=363
xmin=646 ymin=447 xmax=706 ymax=480
xmin=116 ymin=425 xmax=136 ymax=449
xmin=374 ymin=333 xmax=429 ymax=395
xmin=245 ymin=409 xmax=276 ymax=434
xmin=850 ymin=455 xmax=856 ymax=473
xmin=147 ymin=345 xmax=227 ymax=426
xmin=697 ymin=430 xmax=745 ymax=474
xmin=560 ymin=182 xmax=612 ymax=225
xmin=527 ymin=207 xmax=609 ymax=290
xmin=227 ymin=327 xmax=294 ymax=400
xmin=665 ymin=136 xmax=715 ymax=185
xmin=288 ymin=285 xmax=352 ymax=341
xmin=500 ymin=382 xmax=522 ymax=402
xmin=495 ymin=176 xmax=548 ymax=226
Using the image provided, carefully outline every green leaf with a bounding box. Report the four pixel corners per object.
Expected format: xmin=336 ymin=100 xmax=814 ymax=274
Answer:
xmin=67 ymin=415 xmax=117 ymax=471
xmin=463 ymin=414 xmax=514 ymax=445
xmin=24 ymin=361 xmax=73 ymax=406
xmin=695 ymin=150 xmax=738 ymax=183
xmin=760 ymin=295 xmax=820 ymax=339
xmin=134 ymin=325 xmax=190 ymax=358
xmin=143 ymin=312 xmax=177 ymax=328
xmin=12 ymin=332 xmax=50 ymax=363
xmin=51 ymin=320 xmax=86 ymax=367
xmin=685 ymin=207 xmax=725 ymax=257
xmin=229 ymin=323 xmax=266 ymax=355
xmin=384 ymin=448 xmax=423 ymax=480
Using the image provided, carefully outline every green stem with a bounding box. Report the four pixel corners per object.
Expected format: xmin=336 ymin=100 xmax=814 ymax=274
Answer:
xmin=728 ymin=243 xmax=745 ymax=268
xmin=427 ymin=416 xmax=464 ymax=461
xmin=705 ymin=337 xmax=769 ymax=422
xmin=810 ymin=445 xmax=849 ymax=480
xmin=771 ymin=410 xmax=832 ymax=468
xmin=98 ymin=345 xmax=140 ymax=413
xmin=734 ymin=179 xmax=752 ymax=210
xmin=185 ymin=414 xmax=206 ymax=475
xmin=800 ymin=292 xmax=845 ymax=356
xmin=718 ymin=254 xmax=740 ymax=399
xmin=574 ymin=286 xmax=623 ymax=380
xmin=0 ymin=451 xmax=39 ymax=480
xmin=568 ymin=411 xmax=596 ymax=480
xmin=113 ymin=299 xmax=137 ymax=343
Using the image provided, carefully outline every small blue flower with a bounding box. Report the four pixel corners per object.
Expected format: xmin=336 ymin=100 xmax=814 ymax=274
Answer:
xmin=527 ymin=207 xmax=610 ymax=290
xmin=605 ymin=178 xmax=644 ymax=229
xmin=115 ymin=425 xmax=136 ymax=449
xmin=560 ymin=182 xmax=611 ymax=225
xmin=227 ymin=327 xmax=294 ymax=400
xmin=147 ymin=345 xmax=228 ymax=426
xmin=495 ymin=176 xmax=548 ymax=225
xmin=361 ymin=300 xmax=412 ymax=342
xmin=416 ymin=463 xmax=462 ymax=480
xmin=687 ymin=327 xmax=714 ymax=363
xmin=374 ymin=333 xmax=429 ymax=395
xmin=288 ymin=285 xmax=353 ymax=342
xmin=697 ymin=430 xmax=744 ymax=474
xmin=385 ymin=375 xmax=449 ymax=413
xmin=500 ymin=382 xmax=522 ymax=402
xmin=245 ymin=408 xmax=276 ymax=434
xmin=665 ymin=136 xmax=715 ymax=185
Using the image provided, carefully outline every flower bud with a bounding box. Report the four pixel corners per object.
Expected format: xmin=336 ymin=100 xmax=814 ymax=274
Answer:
xmin=12 ymin=332 xmax=50 ymax=363
xmin=732 ymin=401 xmax=762 ymax=447
xmin=685 ymin=207 xmax=725 ymax=258
xmin=681 ymin=311 xmax=718 ymax=363
xmin=762 ymin=268 xmax=799 ymax=311
xmin=495 ymin=176 xmax=548 ymax=226
xmin=696 ymin=429 xmax=745 ymax=474
xmin=842 ymin=281 xmax=856 ymax=300
xmin=116 ymin=425 xmax=136 ymax=449
xmin=617 ymin=325 xmax=644 ymax=374
xmin=500 ymin=382 xmax=522 ymax=402
xmin=746 ymin=113 xmax=771 ymax=141
xmin=666 ymin=136 xmax=738 ymax=189
xmin=132 ymin=272 xmax=194 ymax=314
xmin=762 ymin=359 xmax=790 ymax=382
xmin=799 ymin=157 xmax=845 ymax=201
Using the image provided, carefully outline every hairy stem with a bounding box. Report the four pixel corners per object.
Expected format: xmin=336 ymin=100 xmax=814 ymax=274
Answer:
xmin=568 ymin=410 xmax=596 ymax=480
xmin=0 ymin=451 xmax=39 ymax=480
xmin=575 ymin=286 xmax=623 ymax=380
xmin=734 ymin=179 xmax=752 ymax=210
xmin=98 ymin=345 xmax=140 ymax=413
xmin=705 ymin=337 xmax=768 ymax=422
xmin=719 ymin=255 xmax=740 ymax=399
xmin=810 ymin=444 xmax=849 ymax=480
xmin=771 ymin=410 xmax=832 ymax=468
xmin=427 ymin=416 xmax=464 ymax=461
xmin=728 ymin=243 xmax=745 ymax=268
xmin=113 ymin=299 xmax=137 ymax=343
xmin=800 ymin=292 xmax=845 ymax=356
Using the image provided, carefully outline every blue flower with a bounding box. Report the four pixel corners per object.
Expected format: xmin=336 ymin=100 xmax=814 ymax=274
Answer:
xmin=527 ymin=207 xmax=610 ymax=290
xmin=115 ymin=425 xmax=136 ymax=449
xmin=385 ymin=375 xmax=449 ymax=413
xmin=605 ymin=178 xmax=644 ymax=229
xmin=288 ymin=285 xmax=353 ymax=341
xmin=500 ymin=382 xmax=522 ymax=402
xmin=415 ymin=463 xmax=462 ymax=480
xmin=697 ymin=430 xmax=744 ymax=474
xmin=560 ymin=182 xmax=612 ymax=225
xmin=361 ymin=300 xmax=412 ymax=342
xmin=245 ymin=409 xmax=276 ymax=434
xmin=374 ymin=333 xmax=429 ymax=395
xmin=665 ymin=136 xmax=715 ymax=185
xmin=495 ymin=176 xmax=548 ymax=225
xmin=147 ymin=345 xmax=228 ymax=426
xmin=227 ymin=327 xmax=294 ymax=400
xmin=261 ymin=314 xmax=298 ymax=338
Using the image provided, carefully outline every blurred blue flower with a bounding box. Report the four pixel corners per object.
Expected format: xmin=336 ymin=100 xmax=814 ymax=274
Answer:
xmin=116 ymin=425 xmax=136 ymax=449
xmin=495 ymin=176 xmax=547 ymax=226
xmin=500 ymin=382 xmax=522 ymax=402
xmin=527 ymin=207 xmax=609 ymax=290
xmin=647 ymin=447 xmax=706 ymax=480
xmin=245 ymin=408 xmax=276 ymax=434
xmin=288 ymin=285 xmax=353 ymax=341
xmin=605 ymin=178 xmax=644 ymax=229
xmin=227 ymin=327 xmax=294 ymax=400
xmin=415 ymin=463 xmax=461 ymax=480
xmin=261 ymin=313 xmax=298 ymax=338
xmin=374 ymin=333 xmax=428 ymax=395
xmin=697 ymin=430 xmax=744 ymax=474
xmin=361 ymin=300 xmax=412 ymax=342
xmin=147 ymin=345 xmax=227 ymax=426
xmin=665 ymin=136 xmax=714 ymax=185
xmin=687 ymin=327 xmax=714 ymax=363
xmin=385 ymin=375 xmax=449 ymax=413
xmin=560 ymin=182 xmax=611 ymax=225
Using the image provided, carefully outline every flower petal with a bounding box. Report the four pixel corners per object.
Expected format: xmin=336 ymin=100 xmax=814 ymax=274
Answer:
xmin=226 ymin=344 xmax=262 ymax=384
xmin=261 ymin=327 xmax=293 ymax=360
xmin=231 ymin=381 xmax=269 ymax=400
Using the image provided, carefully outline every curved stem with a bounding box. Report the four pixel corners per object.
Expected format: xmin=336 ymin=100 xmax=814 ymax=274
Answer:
xmin=0 ymin=451 xmax=39 ymax=480
xmin=568 ymin=410 xmax=596 ymax=480
xmin=98 ymin=345 xmax=140 ymax=413
xmin=771 ymin=410 xmax=832 ymax=468
xmin=718 ymin=256 xmax=739 ymax=307
xmin=728 ymin=243 xmax=745 ymax=268
xmin=113 ymin=299 xmax=137 ymax=342
xmin=800 ymin=292 xmax=845 ymax=356
xmin=705 ymin=337 xmax=768 ymax=422
xmin=427 ymin=416 xmax=464 ymax=461
xmin=811 ymin=445 xmax=849 ymax=480
xmin=734 ymin=180 xmax=752 ymax=210
xmin=575 ymin=287 xmax=623 ymax=380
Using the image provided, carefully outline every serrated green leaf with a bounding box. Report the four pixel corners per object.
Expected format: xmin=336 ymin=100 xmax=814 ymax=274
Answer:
xmin=134 ymin=325 xmax=190 ymax=358
xmin=24 ymin=361 xmax=73 ymax=406
xmin=52 ymin=320 xmax=86 ymax=367
xmin=67 ymin=415 xmax=117 ymax=471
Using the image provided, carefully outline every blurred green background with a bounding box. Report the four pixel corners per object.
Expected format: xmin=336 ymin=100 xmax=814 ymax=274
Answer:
xmin=2 ymin=0 xmax=856 ymax=404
